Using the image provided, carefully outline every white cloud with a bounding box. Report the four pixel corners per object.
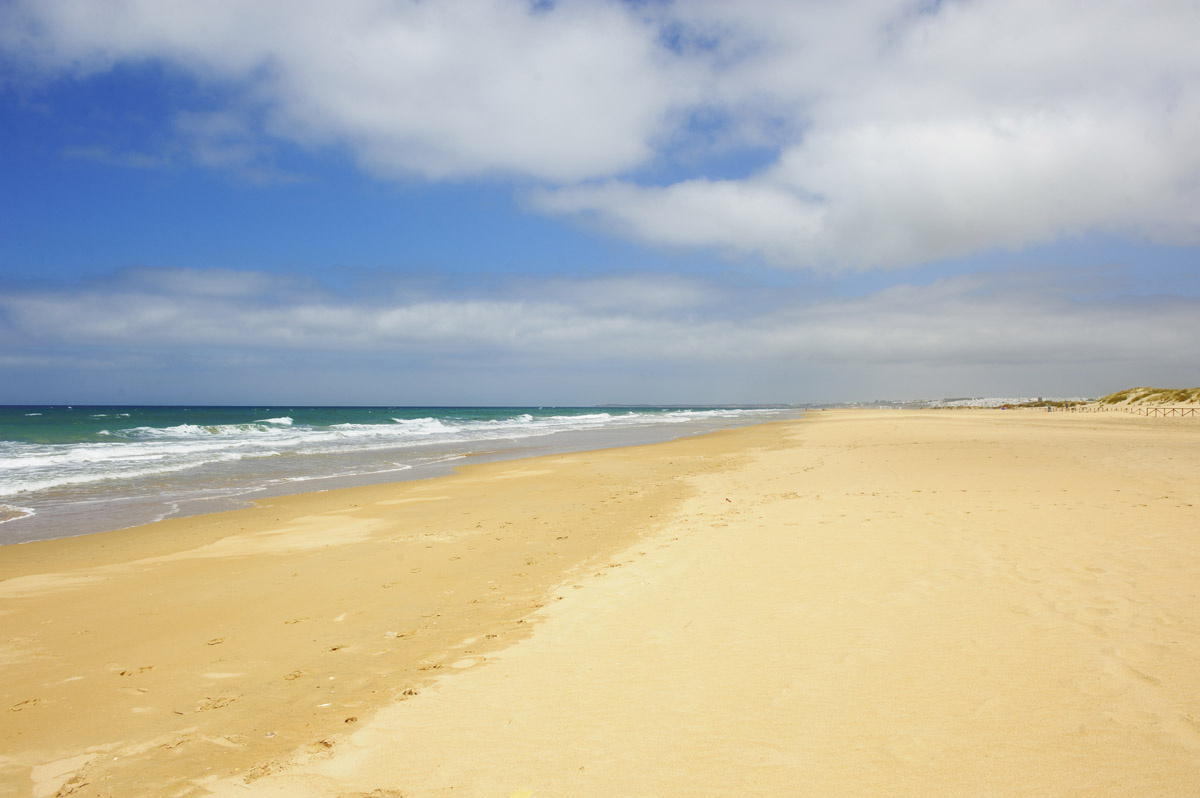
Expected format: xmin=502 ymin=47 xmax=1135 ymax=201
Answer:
xmin=3 ymin=267 xmax=1198 ymax=381
xmin=534 ymin=273 xmax=718 ymax=312
xmin=528 ymin=179 xmax=825 ymax=263
xmin=537 ymin=0 xmax=1200 ymax=268
xmin=3 ymin=0 xmax=687 ymax=182
xmin=4 ymin=0 xmax=1200 ymax=267
xmin=115 ymin=266 xmax=287 ymax=297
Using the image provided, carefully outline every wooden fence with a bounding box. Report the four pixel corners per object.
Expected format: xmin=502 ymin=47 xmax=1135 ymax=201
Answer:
xmin=1118 ymin=405 xmax=1199 ymax=417
xmin=1065 ymin=405 xmax=1199 ymax=417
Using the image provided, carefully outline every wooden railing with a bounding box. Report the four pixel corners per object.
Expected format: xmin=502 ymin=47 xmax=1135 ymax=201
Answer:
xmin=1119 ymin=405 xmax=1199 ymax=417
xmin=1065 ymin=405 xmax=1199 ymax=417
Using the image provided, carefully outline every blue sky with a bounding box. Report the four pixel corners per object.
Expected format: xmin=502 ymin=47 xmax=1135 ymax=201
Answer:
xmin=2 ymin=0 xmax=1198 ymax=405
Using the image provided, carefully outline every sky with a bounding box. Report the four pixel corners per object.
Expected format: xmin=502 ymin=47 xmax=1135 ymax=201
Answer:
xmin=1 ymin=0 xmax=1199 ymax=406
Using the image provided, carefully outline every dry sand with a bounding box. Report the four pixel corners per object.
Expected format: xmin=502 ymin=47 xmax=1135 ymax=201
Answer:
xmin=3 ymin=410 xmax=1200 ymax=797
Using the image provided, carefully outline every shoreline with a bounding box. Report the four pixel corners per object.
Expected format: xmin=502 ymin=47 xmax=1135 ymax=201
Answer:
xmin=5 ymin=410 xmax=1200 ymax=796
xmin=1 ymin=419 xmax=787 ymax=796
xmin=1 ymin=407 xmax=798 ymax=547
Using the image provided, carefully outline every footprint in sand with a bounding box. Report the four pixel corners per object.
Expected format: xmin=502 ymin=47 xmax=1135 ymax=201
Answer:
xmin=244 ymin=760 xmax=287 ymax=782
xmin=195 ymin=695 xmax=239 ymax=711
xmin=119 ymin=665 xmax=154 ymax=676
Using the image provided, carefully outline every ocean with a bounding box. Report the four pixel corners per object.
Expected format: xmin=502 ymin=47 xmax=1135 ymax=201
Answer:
xmin=0 ymin=405 xmax=796 ymax=545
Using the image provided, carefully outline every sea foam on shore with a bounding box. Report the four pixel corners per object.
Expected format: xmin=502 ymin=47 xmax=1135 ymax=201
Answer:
xmin=0 ymin=405 xmax=794 ymax=544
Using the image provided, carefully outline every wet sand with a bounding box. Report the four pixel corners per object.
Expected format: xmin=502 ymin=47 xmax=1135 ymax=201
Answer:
xmin=3 ymin=411 xmax=1200 ymax=796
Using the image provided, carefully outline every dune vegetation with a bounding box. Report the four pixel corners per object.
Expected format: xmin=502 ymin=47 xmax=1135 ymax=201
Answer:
xmin=1098 ymin=387 xmax=1200 ymax=405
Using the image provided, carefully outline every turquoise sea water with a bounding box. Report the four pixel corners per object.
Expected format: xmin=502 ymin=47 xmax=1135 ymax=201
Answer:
xmin=0 ymin=405 xmax=795 ymax=544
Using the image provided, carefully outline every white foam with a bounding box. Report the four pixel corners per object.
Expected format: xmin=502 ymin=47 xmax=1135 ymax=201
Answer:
xmin=117 ymin=422 xmax=299 ymax=438
xmin=387 ymin=417 xmax=454 ymax=435
xmin=0 ymin=448 xmax=256 ymax=497
xmin=273 ymin=462 xmax=413 ymax=484
xmin=1 ymin=408 xmax=788 ymax=506
xmin=151 ymin=503 xmax=181 ymax=523
xmin=0 ymin=503 xmax=36 ymax=523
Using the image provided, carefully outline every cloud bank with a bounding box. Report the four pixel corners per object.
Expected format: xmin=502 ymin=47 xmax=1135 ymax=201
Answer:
xmin=3 ymin=266 xmax=1197 ymax=403
xmin=5 ymin=0 xmax=1199 ymax=269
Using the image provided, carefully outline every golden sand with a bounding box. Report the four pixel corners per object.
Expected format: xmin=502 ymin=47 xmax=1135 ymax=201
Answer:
xmin=3 ymin=410 xmax=1200 ymax=797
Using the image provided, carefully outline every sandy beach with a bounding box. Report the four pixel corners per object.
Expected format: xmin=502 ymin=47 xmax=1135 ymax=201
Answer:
xmin=3 ymin=410 xmax=1200 ymax=797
